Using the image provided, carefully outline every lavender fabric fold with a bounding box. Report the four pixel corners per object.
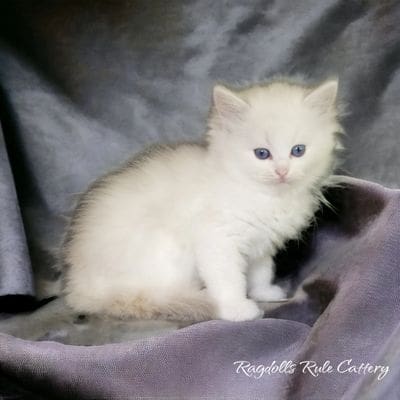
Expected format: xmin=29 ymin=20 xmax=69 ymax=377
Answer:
xmin=0 ymin=125 xmax=33 ymax=297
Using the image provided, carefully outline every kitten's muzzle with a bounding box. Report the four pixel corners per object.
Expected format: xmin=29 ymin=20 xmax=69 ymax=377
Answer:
xmin=275 ymin=167 xmax=289 ymax=182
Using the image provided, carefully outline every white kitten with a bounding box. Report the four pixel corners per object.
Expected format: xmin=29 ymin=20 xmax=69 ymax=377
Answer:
xmin=62 ymin=79 xmax=343 ymax=322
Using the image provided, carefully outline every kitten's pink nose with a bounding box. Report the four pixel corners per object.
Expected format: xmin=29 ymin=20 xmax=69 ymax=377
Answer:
xmin=275 ymin=166 xmax=289 ymax=178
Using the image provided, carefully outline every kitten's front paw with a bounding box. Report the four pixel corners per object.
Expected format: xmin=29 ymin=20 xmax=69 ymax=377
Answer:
xmin=249 ymin=284 xmax=287 ymax=302
xmin=217 ymin=299 xmax=263 ymax=321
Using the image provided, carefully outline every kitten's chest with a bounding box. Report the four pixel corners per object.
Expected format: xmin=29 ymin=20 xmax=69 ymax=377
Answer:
xmin=232 ymin=192 xmax=317 ymax=259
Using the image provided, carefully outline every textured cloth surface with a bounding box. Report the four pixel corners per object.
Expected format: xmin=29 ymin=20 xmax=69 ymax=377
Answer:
xmin=1 ymin=1 xmax=400 ymax=399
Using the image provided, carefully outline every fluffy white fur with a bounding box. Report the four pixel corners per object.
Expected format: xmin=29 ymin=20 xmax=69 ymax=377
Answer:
xmin=62 ymin=79 xmax=343 ymax=322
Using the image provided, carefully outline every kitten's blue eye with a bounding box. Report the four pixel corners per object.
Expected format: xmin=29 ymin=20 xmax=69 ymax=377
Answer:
xmin=254 ymin=148 xmax=271 ymax=160
xmin=291 ymin=144 xmax=306 ymax=157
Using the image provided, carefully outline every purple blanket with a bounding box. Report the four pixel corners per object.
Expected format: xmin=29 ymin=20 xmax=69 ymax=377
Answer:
xmin=1 ymin=177 xmax=399 ymax=399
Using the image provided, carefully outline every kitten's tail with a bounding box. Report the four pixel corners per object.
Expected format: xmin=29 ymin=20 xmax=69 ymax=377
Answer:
xmin=66 ymin=289 xmax=216 ymax=322
xmin=141 ymin=290 xmax=216 ymax=322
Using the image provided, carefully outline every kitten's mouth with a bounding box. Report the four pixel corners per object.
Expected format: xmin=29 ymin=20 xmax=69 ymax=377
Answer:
xmin=276 ymin=176 xmax=289 ymax=184
xmin=269 ymin=178 xmax=290 ymax=186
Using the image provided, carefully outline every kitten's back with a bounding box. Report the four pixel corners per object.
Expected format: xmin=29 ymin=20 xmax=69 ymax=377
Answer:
xmin=61 ymin=142 xmax=212 ymax=320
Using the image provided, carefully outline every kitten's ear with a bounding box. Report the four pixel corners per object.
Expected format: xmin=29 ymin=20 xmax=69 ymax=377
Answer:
xmin=304 ymin=80 xmax=338 ymax=113
xmin=212 ymin=85 xmax=249 ymax=122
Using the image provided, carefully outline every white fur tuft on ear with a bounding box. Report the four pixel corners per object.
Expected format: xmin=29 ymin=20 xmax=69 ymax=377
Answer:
xmin=304 ymin=80 xmax=338 ymax=113
xmin=212 ymin=85 xmax=249 ymax=122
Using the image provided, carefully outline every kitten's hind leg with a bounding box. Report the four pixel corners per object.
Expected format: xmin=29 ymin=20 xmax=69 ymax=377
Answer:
xmin=248 ymin=256 xmax=287 ymax=302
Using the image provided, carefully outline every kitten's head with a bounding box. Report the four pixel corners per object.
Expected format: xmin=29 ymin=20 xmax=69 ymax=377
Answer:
xmin=207 ymin=79 xmax=343 ymax=191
